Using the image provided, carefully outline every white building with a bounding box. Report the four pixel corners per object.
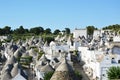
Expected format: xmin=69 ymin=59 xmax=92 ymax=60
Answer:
xmin=77 ymin=29 xmax=120 ymax=80
xmin=93 ymin=30 xmax=101 ymax=37
xmin=78 ymin=45 xmax=120 ymax=80
xmin=0 ymin=36 xmax=9 ymax=41
xmin=113 ymin=36 xmax=120 ymax=42
xmin=72 ymin=29 xmax=87 ymax=38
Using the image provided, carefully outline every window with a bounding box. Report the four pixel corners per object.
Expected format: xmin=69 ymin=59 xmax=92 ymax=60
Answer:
xmin=118 ymin=60 xmax=120 ymax=63
xmin=58 ymin=50 xmax=61 ymax=53
xmin=71 ymin=41 xmax=74 ymax=46
xmin=40 ymin=78 xmax=42 ymax=80
xmin=111 ymin=58 xmax=116 ymax=63
xmin=112 ymin=58 xmax=114 ymax=59
xmin=102 ymin=74 xmax=105 ymax=76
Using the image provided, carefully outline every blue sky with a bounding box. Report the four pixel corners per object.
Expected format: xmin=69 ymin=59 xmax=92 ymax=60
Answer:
xmin=0 ymin=0 xmax=120 ymax=31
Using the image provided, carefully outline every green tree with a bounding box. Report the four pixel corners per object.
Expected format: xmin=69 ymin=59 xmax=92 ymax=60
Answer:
xmin=45 ymin=28 xmax=51 ymax=34
xmin=0 ymin=26 xmax=12 ymax=35
xmin=43 ymin=36 xmax=54 ymax=44
xmin=19 ymin=26 xmax=25 ymax=34
xmin=30 ymin=27 xmax=44 ymax=35
xmin=107 ymin=66 xmax=120 ymax=79
xmin=14 ymin=26 xmax=25 ymax=34
xmin=87 ymin=26 xmax=97 ymax=35
xmin=102 ymin=24 xmax=120 ymax=33
xmin=65 ymin=28 xmax=70 ymax=34
xmin=24 ymin=29 xmax=29 ymax=33
xmin=53 ymin=29 xmax=60 ymax=35
xmin=0 ymin=28 xmax=4 ymax=35
xmin=39 ymin=27 xmax=44 ymax=34
xmin=3 ymin=26 xmax=12 ymax=34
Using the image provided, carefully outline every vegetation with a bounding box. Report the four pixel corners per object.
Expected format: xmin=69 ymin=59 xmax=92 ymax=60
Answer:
xmin=74 ymin=50 xmax=78 ymax=56
xmin=103 ymin=24 xmax=120 ymax=31
xmin=14 ymin=26 xmax=27 ymax=34
xmin=30 ymin=26 xmax=44 ymax=35
xmin=44 ymin=71 xmax=54 ymax=80
xmin=1 ymin=24 xmax=120 ymax=36
xmin=75 ymin=70 xmax=82 ymax=80
xmin=42 ymin=35 xmax=55 ymax=44
xmin=0 ymin=26 xmax=12 ymax=35
xmin=37 ymin=50 xmax=45 ymax=60
xmin=107 ymin=66 xmax=120 ymax=79
xmin=65 ymin=28 xmax=71 ymax=34
xmin=0 ymin=26 xmax=72 ymax=44
xmin=103 ymin=24 xmax=120 ymax=34
xmin=87 ymin=26 xmax=97 ymax=35
xmin=20 ymin=56 xmax=33 ymax=64
xmin=0 ymin=24 xmax=120 ymax=43
xmin=44 ymin=28 xmax=52 ymax=34
xmin=53 ymin=29 xmax=60 ymax=35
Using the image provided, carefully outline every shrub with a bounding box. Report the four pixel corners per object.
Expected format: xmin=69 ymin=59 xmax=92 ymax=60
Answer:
xmin=44 ymin=71 xmax=54 ymax=80
xmin=75 ymin=70 xmax=82 ymax=80
xmin=107 ymin=66 xmax=120 ymax=79
xmin=37 ymin=50 xmax=44 ymax=60
xmin=74 ymin=50 xmax=78 ymax=56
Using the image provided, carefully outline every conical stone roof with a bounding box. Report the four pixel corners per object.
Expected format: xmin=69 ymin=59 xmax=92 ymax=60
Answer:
xmin=5 ymin=56 xmax=16 ymax=65
xmin=40 ymin=63 xmax=54 ymax=73
xmin=56 ymin=58 xmax=73 ymax=72
xmin=39 ymin=54 xmax=49 ymax=62
xmin=1 ymin=64 xmax=13 ymax=74
xmin=29 ymin=48 xmax=37 ymax=57
xmin=50 ymin=58 xmax=77 ymax=80
xmin=55 ymin=35 xmax=60 ymax=41
xmin=14 ymin=49 xmax=22 ymax=58
xmin=11 ymin=63 xmax=20 ymax=77
xmin=21 ymin=52 xmax=29 ymax=57
xmin=44 ymin=41 xmax=48 ymax=47
xmin=1 ymin=71 xmax=12 ymax=80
